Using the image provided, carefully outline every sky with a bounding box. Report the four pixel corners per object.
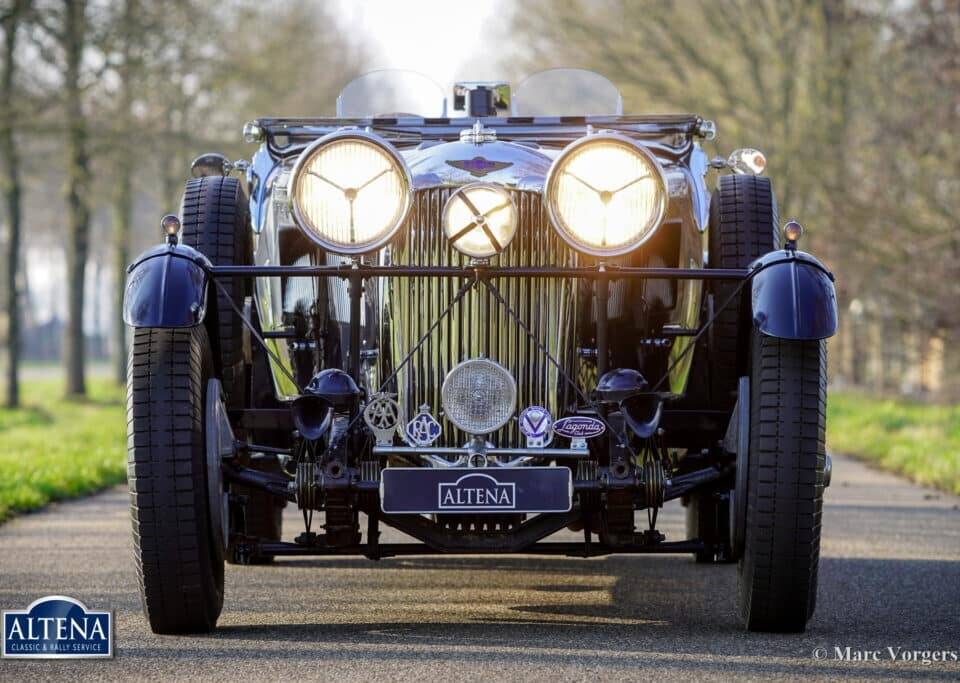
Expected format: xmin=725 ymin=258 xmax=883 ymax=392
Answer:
xmin=333 ymin=0 xmax=511 ymax=90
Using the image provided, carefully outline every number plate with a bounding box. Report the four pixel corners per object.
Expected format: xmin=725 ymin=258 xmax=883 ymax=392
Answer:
xmin=380 ymin=467 xmax=572 ymax=515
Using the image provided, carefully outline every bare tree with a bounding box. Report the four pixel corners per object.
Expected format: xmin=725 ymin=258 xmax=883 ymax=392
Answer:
xmin=9 ymin=0 xmax=368 ymax=395
xmin=60 ymin=0 xmax=91 ymax=397
xmin=108 ymin=0 xmax=138 ymax=385
xmin=1 ymin=0 xmax=29 ymax=407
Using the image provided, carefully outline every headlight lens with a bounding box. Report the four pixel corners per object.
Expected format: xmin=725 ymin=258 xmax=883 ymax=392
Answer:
xmin=441 ymin=358 xmax=516 ymax=435
xmin=545 ymin=134 xmax=668 ymax=257
xmin=442 ymin=183 xmax=518 ymax=259
xmin=290 ymin=131 xmax=412 ymax=254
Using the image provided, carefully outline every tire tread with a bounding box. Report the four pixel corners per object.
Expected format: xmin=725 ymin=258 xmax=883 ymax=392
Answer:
xmin=709 ymin=175 xmax=779 ymax=407
xmin=127 ymin=326 xmax=223 ymax=634
xmin=738 ymin=333 xmax=826 ymax=632
xmin=179 ymin=176 xmax=250 ymax=406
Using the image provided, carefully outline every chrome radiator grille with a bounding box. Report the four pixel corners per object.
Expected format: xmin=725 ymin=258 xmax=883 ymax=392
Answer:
xmin=381 ymin=187 xmax=578 ymax=447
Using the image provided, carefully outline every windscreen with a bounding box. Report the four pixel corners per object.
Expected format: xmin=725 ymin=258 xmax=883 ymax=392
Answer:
xmin=337 ymin=70 xmax=447 ymax=118
xmin=512 ymin=69 xmax=622 ymax=117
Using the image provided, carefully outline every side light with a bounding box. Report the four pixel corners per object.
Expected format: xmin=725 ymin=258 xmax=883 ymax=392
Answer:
xmin=728 ymin=148 xmax=766 ymax=175
xmin=783 ymin=220 xmax=803 ymax=249
xmin=161 ymin=214 xmax=180 ymax=245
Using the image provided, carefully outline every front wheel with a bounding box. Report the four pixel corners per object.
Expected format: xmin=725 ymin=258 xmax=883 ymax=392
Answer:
xmin=128 ymin=326 xmax=224 ymax=634
xmin=737 ymin=331 xmax=827 ymax=632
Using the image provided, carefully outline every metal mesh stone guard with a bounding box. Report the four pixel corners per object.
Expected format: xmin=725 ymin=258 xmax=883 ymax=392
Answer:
xmin=441 ymin=358 xmax=517 ymax=435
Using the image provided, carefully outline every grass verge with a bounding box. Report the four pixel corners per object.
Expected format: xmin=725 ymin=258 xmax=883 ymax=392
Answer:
xmin=0 ymin=378 xmax=125 ymax=523
xmin=828 ymin=391 xmax=960 ymax=496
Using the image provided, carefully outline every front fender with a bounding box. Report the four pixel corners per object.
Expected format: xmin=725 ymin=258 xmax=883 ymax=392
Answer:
xmin=749 ymin=250 xmax=838 ymax=340
xmin=123 ymin=244 xmax=212 ymax=328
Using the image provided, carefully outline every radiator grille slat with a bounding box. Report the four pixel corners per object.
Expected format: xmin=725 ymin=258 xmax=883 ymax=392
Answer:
xmin=382 ymin=188 xmax=577 ymax=447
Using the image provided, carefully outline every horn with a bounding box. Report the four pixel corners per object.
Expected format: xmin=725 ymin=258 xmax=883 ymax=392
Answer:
xmin=291 ymin=395 xmax=333 ymax=441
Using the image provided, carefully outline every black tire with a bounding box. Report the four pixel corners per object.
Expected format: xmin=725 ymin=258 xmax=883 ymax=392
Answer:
xmin=708 ymin=175 xmax=778 ymax=409
xmin=128 ymin=326 xmax=224 ymax=634
xmin=685 ymin=490 xmax=733 ymax=563
xmin=180 ymin=176 xmax=283 ymax=559
xmin=737 ymin=331 xmax=827 ymax=632
xmin=180 ymin=176 xmax=251 ymax=408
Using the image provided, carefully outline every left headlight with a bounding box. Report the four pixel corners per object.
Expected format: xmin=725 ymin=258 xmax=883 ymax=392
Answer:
xmin=289 ymin=130 xmax=413 ymax=254
xmin=545 ymin=133 xmax=668 ymax=257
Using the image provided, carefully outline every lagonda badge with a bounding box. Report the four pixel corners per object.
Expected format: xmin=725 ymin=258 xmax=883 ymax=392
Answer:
xmin=553 ymin=416 xmax=605 ymax=439
xmin=553 ymin=415 xmax=605 ymax=452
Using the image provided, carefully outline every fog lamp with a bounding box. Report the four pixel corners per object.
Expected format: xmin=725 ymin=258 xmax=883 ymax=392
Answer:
xmin=441 ymin=359 xmax=516 ymax=435
xmin=442 ymin=183 xmax=518 ymax=259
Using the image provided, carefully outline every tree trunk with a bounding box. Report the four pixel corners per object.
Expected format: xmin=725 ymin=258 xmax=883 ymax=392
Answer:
xmin=1 ymin=0 xmax=26 ymax=407
xmin=62 ymin=0 xmax=90 ymax=397
xmin=112 ymin=0 xmax=135 ymax=385
xmin=112 ymin=190 xmax=130 ymax=384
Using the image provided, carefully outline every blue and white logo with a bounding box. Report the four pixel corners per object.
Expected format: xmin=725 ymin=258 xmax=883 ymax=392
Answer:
xmin=519 ymin=406 xmax=553 ymax=448
xmin=405 ymin=405 xmax=442 ymax=446
xmin=3 ymin=596 xmax=112 ymax=659
xmin=553 ymin=416 xmax=606 ymax=440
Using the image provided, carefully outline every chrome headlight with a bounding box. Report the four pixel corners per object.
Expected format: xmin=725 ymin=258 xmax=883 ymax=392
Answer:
xmin=441 ymin=359 xmax=516 ymax=435
xmin=442 ymin=183 xmax=518 ymax=259
xmin=289 ymin=130 xmax=412 ymax=254
xmin=545 ymin=133 xmax=668 ymax=257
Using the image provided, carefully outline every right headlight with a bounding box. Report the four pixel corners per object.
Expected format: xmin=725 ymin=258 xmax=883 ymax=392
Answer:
xmin=544 ymin=133 xmax=668 ymax=257
xmin=289 ymin=130 xmax=412 ymax=255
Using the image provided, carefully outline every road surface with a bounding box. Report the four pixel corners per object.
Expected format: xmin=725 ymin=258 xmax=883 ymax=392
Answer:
xmin=1 ymin=453 xmax=957 ymax=681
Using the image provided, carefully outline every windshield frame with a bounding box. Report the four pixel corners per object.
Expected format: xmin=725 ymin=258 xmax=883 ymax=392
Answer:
xmin=335 ymin=68 xmax=625 ymax=119
xmin=511 ymin=68 xmax=624 ymax=117
xmin=336 ymin=69 xmax=448 ymax=118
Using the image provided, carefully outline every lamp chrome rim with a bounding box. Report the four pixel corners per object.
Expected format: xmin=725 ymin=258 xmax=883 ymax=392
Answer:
xmin=544 ymin=132 xmax=669 ymax=258
xmin=289 ymin=129 xmax=414 ymax=255
xmin=442 ymin=182 xmax=519 ymax=259
xmin=440 ymin=358 xmax=517 ymax=435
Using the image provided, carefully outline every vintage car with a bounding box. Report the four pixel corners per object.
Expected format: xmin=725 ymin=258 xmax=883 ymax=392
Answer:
xmin=123 ymin=69 xmax=837 ymax=635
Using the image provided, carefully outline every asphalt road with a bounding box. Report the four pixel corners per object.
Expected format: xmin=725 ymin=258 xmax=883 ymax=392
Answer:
xmin=1 ymin=453 xmax=957 ymax=681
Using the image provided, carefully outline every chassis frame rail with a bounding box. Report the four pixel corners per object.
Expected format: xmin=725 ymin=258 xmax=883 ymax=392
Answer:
xmin=252 ymin=540 xmax=707 ymax=559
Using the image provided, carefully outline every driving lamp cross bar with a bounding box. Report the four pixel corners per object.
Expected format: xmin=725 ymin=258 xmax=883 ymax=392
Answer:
xmin=206 ymin=264 xmax=750 ymax=280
